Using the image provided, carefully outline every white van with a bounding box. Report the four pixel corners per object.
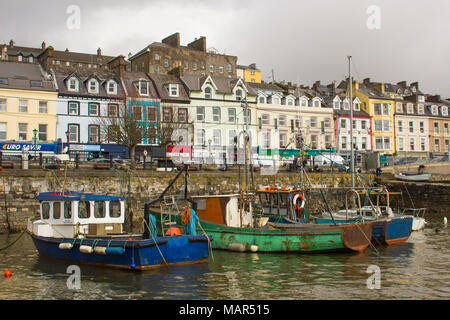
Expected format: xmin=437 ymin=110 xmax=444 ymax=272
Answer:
xmin=314 ymin=154 xmax=347 ymax=167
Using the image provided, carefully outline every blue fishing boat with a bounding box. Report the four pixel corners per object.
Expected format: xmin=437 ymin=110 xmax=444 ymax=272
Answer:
xmin=27 ymin=192 xmax=211 ymax=271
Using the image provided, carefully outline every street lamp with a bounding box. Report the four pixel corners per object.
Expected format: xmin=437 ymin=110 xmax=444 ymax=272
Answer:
xmin=33 ymin=128 xmax=38 ymax=160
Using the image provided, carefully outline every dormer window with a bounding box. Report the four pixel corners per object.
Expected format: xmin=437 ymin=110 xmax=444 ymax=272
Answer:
xmin=236 ymin=89 xmax=243 ymax=101
xmin=418 ymin=95 xmax=425 ymax=102
xmin=333 ymin=101 xmax=340 ymax=109
xmin=88 ymin=79 xmax=99 ymax=94
xmin=272 ymin=96 xmax=280 ymax=105
xmin=407 ymin=103 xmax=414 ymax=114
xmin=354 ymin=103 xmax=360 ymax=111
xmin=442 ymin=106 xmax=448 ymax=116
xmin=313 ymin=99 xmax=321 ymax=108
xmin=107 ymin=80 xmax=117 ymax=95
xmin=136 ymin=80 xmax=149 ymax=96
xmin=300 ymin=98 xmax=308 ymax=107
xmin=396 ymin=103 xmax=403 ymax=113
xmin=418 ymin=104 xmax=424 ymax=114
xmin=68 ymin=77 xmax=79 ymax=92
xmin=169 ymin=84 xmax=179 ymax=97
xmin=431 ymin=105 xmax=438 ymax=115
xmin=286 ymin=98 xmax=294 ymax=106
xmin=343 ymin=101 xmax=350 ymax=110
xmin=205 ymin=87 xmax=212 ymax=99
xmin=258 ymin=95 xmax=266 ymax=104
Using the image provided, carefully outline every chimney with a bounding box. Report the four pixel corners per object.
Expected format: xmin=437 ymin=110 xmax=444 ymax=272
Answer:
xmin=411 ymin=82 xmax=419 ymax=91
xmin=397 ymin=81 xmax=407 ymax=88
xmin=162 ymin=33 xmax=180 ymax=47
xmin=65 ymin=48 xmax=69 ymax=53
xmin=107 ymin=55 xmax=127 ymax=79
xmin=249 ymin=63 xmax=257 ymax=69
xmin=37 ymin=46 xmax=54 ymax=72
xmin=41 ymin=41 xmax=46 ymax=50
xmin=313 ymin=80 xmax=321 ymax=90
xmin=9 ymin=39 xmax=14 ymax=48
xmin=363 ymin=78 xmax=371 ymax=85
xmin=97 ymin=48 xmax=102 ymax=56
xmin=187 ymin=36 xmax=206 ymax=52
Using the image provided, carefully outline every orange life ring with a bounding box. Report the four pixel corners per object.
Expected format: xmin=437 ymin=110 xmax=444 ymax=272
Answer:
xmin=293 ymin=193 xmax=305 ymax=211
xmin=181 ymin=208 xmax=191 ymax=225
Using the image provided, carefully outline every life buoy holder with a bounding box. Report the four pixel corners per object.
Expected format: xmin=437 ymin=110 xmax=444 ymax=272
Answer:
xmin=181 ymin=208 xmax=191 ymax=225
xmin=293 ymin=193 xmax=305 ymax=211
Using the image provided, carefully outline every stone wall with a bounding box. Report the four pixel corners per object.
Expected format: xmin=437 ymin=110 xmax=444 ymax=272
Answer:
xmin=2 ymin=168 xmax=447 ymax=233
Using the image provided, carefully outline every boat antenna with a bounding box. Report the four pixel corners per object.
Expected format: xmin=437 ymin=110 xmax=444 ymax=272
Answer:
xmin=348 ymin=56 xmax=355 ymax=188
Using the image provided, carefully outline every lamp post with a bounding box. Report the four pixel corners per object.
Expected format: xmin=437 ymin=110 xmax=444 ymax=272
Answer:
xmin=33 ymin=129 xmax=38 ymax=161
xmin=65 ymin=130 xmax=69 ymax=159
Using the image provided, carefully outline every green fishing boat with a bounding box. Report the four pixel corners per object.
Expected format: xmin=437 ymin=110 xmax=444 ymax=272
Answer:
xmin=147 ymin=186 xmax=373 ymax=254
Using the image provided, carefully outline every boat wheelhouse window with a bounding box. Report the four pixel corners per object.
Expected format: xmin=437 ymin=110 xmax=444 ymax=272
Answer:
xmin=259 ymin=193 xmax=270 ymax=206
xmin=53 ymin=202 xmax=61 ymax=219
xmin=78 ymin=201 xmax=91 ymax=219
xmin=271 ymin=193 xmax=279 ymax=206
xmin=279 ymin=193 xmax=289 ymax=208
xmin=64 ymin=201 xmax=72 ymax=219
xmin=94 ymin=201 xmax=106 ymax=218
xmin=42 ymin=202 xmax=50 ymax=220
xmin=109 ymin=201 xmax=121 ymax=218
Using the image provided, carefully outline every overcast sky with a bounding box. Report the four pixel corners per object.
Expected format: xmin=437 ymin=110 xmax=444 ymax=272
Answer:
xmin=1 ymin=0 xmax=449 ymax=97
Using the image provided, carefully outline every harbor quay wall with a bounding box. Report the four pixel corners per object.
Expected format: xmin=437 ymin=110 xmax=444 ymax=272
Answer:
xmin=0 ymin=169 xmax=446 ymax=233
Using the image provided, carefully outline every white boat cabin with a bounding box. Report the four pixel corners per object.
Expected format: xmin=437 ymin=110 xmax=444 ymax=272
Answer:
xmin=29 ymin=192 xmax=126 ymax=238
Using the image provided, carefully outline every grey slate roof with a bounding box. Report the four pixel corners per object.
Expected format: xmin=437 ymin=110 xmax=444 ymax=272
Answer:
xmin=0 ymin=61 xmax=56 ymax=92
xmin=147 ymin=73 xmax=190 ymax=103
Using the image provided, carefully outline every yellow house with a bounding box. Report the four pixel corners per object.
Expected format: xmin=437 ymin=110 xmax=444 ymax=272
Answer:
xmin=0 ymin=61 xmax=57 ymax=149
xmin=347 ymin=81 xmax=396 ymax=154
xmin=236 ymin=63 xmax=261 ymax=84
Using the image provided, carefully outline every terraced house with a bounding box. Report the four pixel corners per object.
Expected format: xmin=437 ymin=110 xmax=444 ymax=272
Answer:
xmin=181 ymin=74 xmax=257 ymax=164
xmin=0 ymin=60 xmax=58 ymax=157
xmin=423 ymin=95 xmax=450 ymax=154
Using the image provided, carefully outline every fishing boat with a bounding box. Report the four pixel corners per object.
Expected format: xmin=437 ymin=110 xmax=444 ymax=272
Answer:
xmin=310 ymin=188 xmax=414 ymax=244
xmin=148 ymin=185 xmax=374 ymax=254
xmin=27 ymin=192 xmax=211 ymax=271
xmin=395 ymin=172 xmax=432 ymax=182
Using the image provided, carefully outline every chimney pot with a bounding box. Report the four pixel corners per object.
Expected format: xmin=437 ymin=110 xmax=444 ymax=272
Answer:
xmin=97 ymin=48 xmax=102 ymax=56
xmin=9 ymin=39 xmax=14 ymax=48
xmin=41 ymin=41 xmax=46 ymax=50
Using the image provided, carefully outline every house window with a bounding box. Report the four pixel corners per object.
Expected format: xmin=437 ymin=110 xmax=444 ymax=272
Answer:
xmin=228 ymin=108 xmax=236 ymax=123
xmin=341 ymin=119 xmax=347 ymax=129
xmin=362 ymin=137 xmax=368 ymax=150
xmin=138 ymin=81 xmax=149 ymax=96
xmin=228 ymin=130 xmax=237 ymax=146
xmin=147 ymin=106 xmax=157 ymax=122
xmin=209 ymin=65 xmax=214 ymax=73
xmin=68 ymin=124 xmax=79 ymax=143
xmin=421 ymin=138 xmax=426 ymax=151
xmin=431 ymin=105 xmax=438 ymax=115
xmin=397 ymin=120 xmax=403 ymax=133
xmin=196 ymin=129 xmax=205 ymax=146
xmin=354 ymin=103 xmax=360 ymax=111
xmin=434 ymin=122 xmax=439 ymax=134
xmin=88 ymin=79 xmax=98 ymax=93
xmin=212 ymin=129 xmax=221 ymax=146
xmin=352 ymin=120 xmax=357 ymax=130
xmin=258 ymin=96 xmax=266 ymax=104
xmin=325 ymin=135 xmax=332 ymax=149
xmin=163 ymin=107 xmax=173 ymax=122
xmin=0 ymin=122 xmax=6 ymax=140
xmin=212 ymin=107 xmax=221 ymax=122
xmin=418 ymin=104 xmax=424 ymax=114
xmin=68 ymin=102 xmax=79 ymax=115
xmin=287 ymin=98 xmax=294 ymax=106
xmin=333 ymin=101 xmax=340 ymax=109
xmin=442 ymin=106 xmax=448 ymax=116
xmin=272 ymin=96 xmax=280 ymax=105
xmin=132 ymin=105 xmax=142 ymax=121
xmin=236 ymin=89 xmax=243 ymax=101
xmin=279 ymin=133 xmax=287 ymax=148
xmin=178 ymin=108 xmax=188 ymax=123
xmin=0 ymin=99 xmax=6 ymax=112
xmin=398 ymin=138 xmax=404 ymax=151
xmin=164 ymin=59 xmax=169 ymax=67
xmin=361 ymin=120 xmax=367 ymax=130
xmin=410 ymin=138 xmax=415 ymax=151
xmin=169 ymin=84 xmax=179 ymax=97
xmin=88 ymin=125 xmax=100 ymax=143
xmin=244 ymin=109 xmax=251 ymax=125
xmin=18 ymin=123 xmax=27 ymax=140
xmin=18 ymin=55 xmax=23 ymax=62
xmin=434 ymin=139 xmax=440 ymax=152
xmin=444 ymin=123 xmax=449 ymax=135
xmin=310 ymin=117 xmax=317 ymax=128
xmin=375 ymin=137 xmax=391 ymax=150
xmin=383 ymin=104 xmax=390 ymax=115
xmin=68 ymin=78 xmax=79 ymax=91
xmin=39 ymin=101 xmax=48 ymax=114
xmin=88 ymin=103 xmax=100 ymax=116
xmin=262 ymin=114 xmax=270 ymax=125
xmin=396 ymin=103 xmax=403 ymax=113
xmin=38 ymin=124 xmax=47 ymax=141
xmin=313 ymin=99 xmax=320 ymax=108
xmin=262 ymin=131 xmax=270 ymax=148
xmin=310 ymin=135 xmax=318 ymax=149
xmin=343 ymin=101 xmax=350 ymax=110
xmin=445 ymin=140 xmax=450 ymax=152
xmin=407 ymin=104 xmax=414 ymax=114
xmin=196 ymin=107 xmax=205 ymax=122
xmin=192 ymin=63 xmax=197 ymax=70
xmin=409 ymin=121 xmax=414 ymax=133
xmin=19 ymin=100 xmax=28 ymax=112
xmin=107 ymin=80 xmax=117 ymax=94
xmin=341 ymin=136 xmax=347 ymax=150
xmin=205 ymin=87 xmax=212 ymax=99
xmin=420 ymin=121 xmax=425 ymax=133
xmin=154 ymin=54 xmax=160 ymax=61
xmin=279 ymin=115 xmax=286 ymax=126
xmin=108 ymin=104 xmax=118 ymax=117
xmin=219 ymin=66 xmax=224 ymax=74
xmin=227 ymin=64 xmax=232 ymax=73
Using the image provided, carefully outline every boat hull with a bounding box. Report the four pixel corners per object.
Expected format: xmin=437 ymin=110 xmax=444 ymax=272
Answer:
xmin=395 ymin=173 xmax=432 ymax=182
xmin=151 ymin=211 xmax=373 ymax=253
xmin=313 ymin=216 xmax=413 ymax=246
xmin=30 ymin=233 xmax=210 ymax=271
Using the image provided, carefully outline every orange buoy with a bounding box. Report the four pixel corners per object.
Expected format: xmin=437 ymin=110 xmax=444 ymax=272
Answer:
xmin=165 ymin=227 xmax=182 ymax=236
xmin=4 ymin=269 xmax=12 ymax=278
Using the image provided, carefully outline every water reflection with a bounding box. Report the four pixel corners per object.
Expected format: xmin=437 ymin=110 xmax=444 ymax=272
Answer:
xmin=0 ymin=222 xmax=449 ymax=300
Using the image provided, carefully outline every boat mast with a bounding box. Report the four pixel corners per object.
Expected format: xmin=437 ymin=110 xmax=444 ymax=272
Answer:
xmin=348 ymin=56 xmax=355 ymax=188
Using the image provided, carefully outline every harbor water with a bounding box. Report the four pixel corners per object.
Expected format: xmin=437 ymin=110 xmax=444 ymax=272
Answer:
xmin=0 ymin=216 xmax=449 ymax=300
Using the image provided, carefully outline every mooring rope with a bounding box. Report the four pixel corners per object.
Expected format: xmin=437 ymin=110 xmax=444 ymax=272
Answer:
xmin=0 ymin=228 xmax=27 ymax=251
